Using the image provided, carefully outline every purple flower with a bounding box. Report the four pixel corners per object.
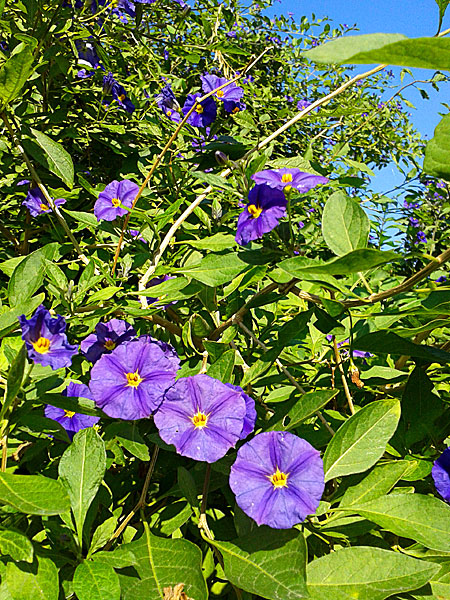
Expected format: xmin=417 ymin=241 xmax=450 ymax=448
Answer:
xmin=89 ymin=338 xmax=178 ymax=420
xmin=235 ymin=184 xmax=287 ymax=246
xmin=182 ymin=93 xmax=217 ymax=128
xmin=139 ymin=335 xmax=180 ymax=372
xmin=252 ymin=168 xmax=328 ymax=193
xmin=23 ymin=188 xmax=66 ymax=217
xmin=75 ymin=40 xmax=101 ymax=78
xmin=437 ymin=181 xmax=446 ymax=189
xmin=102 ymin=72 xmax=134 ymax=113
xmin=435 ymin=275 xmax=447 ymax=283
xmin=128 ymin=229 xmax=147 ymax=243
xmin=225 ymin=383 xmax=256 ymax=440
xmin=416 ymin=230 xmax=427 ymax=243
xmin=45 ymin=383 xmax=100 ymax=440
xmin=94 ymin=179 xmax=138 ymax=221
xmin=155 ymin=84 xmax=181 ymax=123
xmin=224 ymin=99 xmax=246 ymax=114
xmin=297 ymin=99 xmax=311 ymax=111
xmin=201 ymin=73 xmax=244 ymax=106
xmin=229 ymin=431 xmax=325 ymax=529
xmin=409 ymin=217 xmax=419 ymax=228
xmin=226 ymin=31 xmax=237 ymax=38
xmin=19 ymin=305 xmax=78 ymax=370
xmin=432 ymin=447 xmax=450 ymax=502
xmin=80 ymin=319 xmax=136 ymax=363
xmin=154 ymin=374 xmax=247 ymax=463
xmin=298 ymin=221 xmax=305 ymax=229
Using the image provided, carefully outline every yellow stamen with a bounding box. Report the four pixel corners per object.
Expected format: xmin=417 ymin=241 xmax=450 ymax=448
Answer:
xmin=191 ymin=410 xmax=209 ymax=429
xmin=40 ymin=203 xmax=50 ymax=211
xmin=232 ymin=106 xmax=240 ymax=114
xmin=32 ymin=337 xmax=51 ymax=354
xmin=248 ymin=204 xmax=263 ymax=219
xmin=284 ymin=185 xmax=292 ymax=193
xmin=64 ymin=410 xmax=75 ymax=418
xmin=118 ymin=93 xmax=126 ymax=101
xmin=195 ymin=104 xmax=204 ymax=114
xmin=126 ymin=371 xmax=143 ymax=387
xmin=104 ymin=339 xmax=115 ymax=351
xmin=216 ymin=90 xmax=224 ymax=98
xmin=268 ymin=467 xmax=289 ymax=489
xmin=281 ymin=173 xmax=293 ymax=184
xmin=111 ymin=197 xmax=121 ymax=207
xmin=167 ymin=109 xmax=172 ymax=116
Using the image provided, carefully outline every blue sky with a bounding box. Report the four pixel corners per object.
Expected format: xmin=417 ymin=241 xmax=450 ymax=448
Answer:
xmin=265 ymin=0 xmax=450 ymax=198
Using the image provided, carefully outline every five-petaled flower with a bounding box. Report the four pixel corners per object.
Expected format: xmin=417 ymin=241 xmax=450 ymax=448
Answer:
xmin=432 ymin=447 xmax=450 ymax=502
xmin=94 ymin=179 xmax=139 ymax=221
xmin=155 ymin=84 xmax=181 ymax=123
xmin=23 ymin=188 xmax=66 ymax=217
xmin=89 ymin=338 xmax=178 ymax=420
xmin=229 ymin=431 xmax=325 ymax=529
xmin=182 ymin=93 xmax=217 ymax=128
xmin=235 ymin=183 xmax=287 ymax=246
xmin=102 ymin=72 xmax=135 ymax=113
xmin=19 ymin=305 xmax=78 ymax=370
xmin=201 ymin=73 xmax=244 ymax=113
xmin=80 ymin=318 xmax=136 ymax=363
xmin=225 ymin=383 xmax=256 ymax=440
xmin=154 ymin=374 xmax=247 ymax=463
xmin=252 ymin=168 xmax=328 ymax=194
xmin=45 ymin=383 xmax=100 ymax=440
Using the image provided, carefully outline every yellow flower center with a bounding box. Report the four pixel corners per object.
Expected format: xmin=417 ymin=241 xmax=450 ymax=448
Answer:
xmin=191 ymin=410 xmax=209 ymax=429
xmin=195 ymin=104 xmax=204 ymax=114
xmin=167 ymin=109 xmax=172 ymax=116
xmin=118 ymin=93 xmax=126 ymax=102
xmin=40 ymin=203 xmax=50 ymax=211
xmin=281 ymin=173 xmax=293 ymax=184
xmin=111 ymin=197 xmax=121 ymax=207
xmin=268 ymin=467 xmax=289 ymax=489
xmin=126 ymin=371 xmax=143 ymax=387
xmin=104 ymin=339 xmax=115 ymax=350
xmin=232 ymin=106 xmax=240 ymax=113
xmin=216 ymin=89 xmax=224 ymax=98
xmin=32 ymin=337 xmax=51 ymax=354
xmin=248 ymin=204 xmax=263 ymax=219
xmin=64 ymin=410 xmax=75 ymax=418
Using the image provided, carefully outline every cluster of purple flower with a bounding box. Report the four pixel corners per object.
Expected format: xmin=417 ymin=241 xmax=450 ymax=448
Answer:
xmin=235 ymin=168 xmax=328 ymax=246
xmin=18 ymin=305 xmax=325 ymax=528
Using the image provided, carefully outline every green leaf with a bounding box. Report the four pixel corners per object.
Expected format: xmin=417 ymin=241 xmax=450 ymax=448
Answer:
xmin=35 ymin=393 xmax=101 ymax=417
xmin=241 ymin=347 xmax=281 ymax=387
xmin=322 ymin=191 xmax=369 ymax=255
xmin=401 ymin=367 xmax=443 ymax=445
xmin=0 ymin=473 xmax=70 ymax=515
xmin=270 ymin=155 xmax=322 ymax=175
xmin=351 ymin=493 xmax=450 ymax=552
xmin=0 ymin=294 xmax=45 ymax=338
xmin=323 ymin=398 xmax=401 ymax=481
xmin=210 ymin=527 xmax=308 ymax=600
xmin=105 ymin=423 xmax=150 ymax=461
xmin=353 ymin=330 xmax=450 ymax=364
xmin=279 ymin=249 xmax=398 ymax=278
xmin=0 ymin=529 xmax=33 ymax=563
xmin=303 ymin=33 xmax=450 ymax=71
xmin=267 ymin=390 xmax=339 ymax=431
xmin=174 ymin=253 xmax=249 ymax=287
xmin=73 ymin=561 xmax=120 ymax=600
xmin=206 ymin=349 xmax=235 ymax=383
xmin=120 ymin=522 xmax=207 ymax=600
xmin=58 ymin=428 xmax=106 ymax=545
xmin=63 ymin=209 xmax=98 ymax=229
xmin=8 ymin=243 xmax=59 ymax=306
xmin=436 ymin=0 xmax=450 ymax=31
xmin=177 ymin=467 xmax=198 ymax=508
xmin=423 ymin=113 xmax=450 ymax=181
xmin=30 ymin=128 xmax=74 ymax=188
xmin=277 ymin=310 xmax=313 ymax=346
xmin=0 ymin=42 xmax=34 ymax=108
xmin=179 ymin=233 xmax=236 ymax=251
xmin=3 ymin=344 xmax=26 ymax=412
xmin=191 ymin=171 xmax=233 ymax=190
xmin=307 ymin=546 xmax=439 ymax=600
xmin=88 ymin=516 xmax=118 ymax=556
xmin=5 ymin=555 xmax=59 ymax=600
xmin=338 ymin=460 xmax=410 ymax=507
xmin=88 ymin=286 xmax=122 ymax=304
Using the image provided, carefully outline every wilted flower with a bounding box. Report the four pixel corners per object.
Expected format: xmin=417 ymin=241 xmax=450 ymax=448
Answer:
xmin=45 ymin=383 xmax=100 ymax=440
xmin=229 ymin=431 xmax=325 ymax=529
xmin=94 ymin=179 xmax=138 ymax=221
xmin=225 ymin=383 xmax=256 ymax=440
xmin=235 ymin=184 xmax=287 ymax=246
xmin=155 ymin=84 xmax=181 ymax=123
xmin=89 ymin=338 xmax=178 ymax=420
xmin=80 ymin=319 xmax=136 ymax=363
xmin=252 ymin=168 xmax=328 ymax=193
xmin=432 ymin=447 xmax=450 ymax=502
xmin=19 ymin=305 xmax=78 ymax=370
xmin=154 ymin=374 xmax=247 ymax=463
xmin=182 ymin=93 xmax=217 ymax=128
xmin=102 ymin=72 xmax=134 ymax=113
xmin=23 ymin=188 xmax=66 ymax=217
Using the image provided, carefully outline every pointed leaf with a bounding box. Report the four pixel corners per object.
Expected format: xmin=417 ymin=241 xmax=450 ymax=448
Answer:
xmin=0 ymin=42 xmax=34 ymax=108
xmin=29 ymin=128 xmax=74 ymax=189
xmin=322 ymin=191 xmax=369 ymax=255
xmin=423 ymin=113 xmax=450 ymax=181
xmin=354 ymin=330 xmax=450 ymax=363
xmin=0 ymin=529 xmax=33 ymax=563
xmin=206 ymin=349 xmax=235 ymax=383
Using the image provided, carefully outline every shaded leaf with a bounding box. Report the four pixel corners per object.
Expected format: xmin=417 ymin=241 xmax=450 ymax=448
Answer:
xmin=354 ymin=330 xmax=450 ymax=364
xmin=0 ymin=529 xmax=33 ymax=563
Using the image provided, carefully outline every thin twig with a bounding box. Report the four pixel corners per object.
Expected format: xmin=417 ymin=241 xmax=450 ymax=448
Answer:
xmin=1 ymin=437 xmax=7 ymax=472
xmin=332 ymin=336 xmax=355 ymax=415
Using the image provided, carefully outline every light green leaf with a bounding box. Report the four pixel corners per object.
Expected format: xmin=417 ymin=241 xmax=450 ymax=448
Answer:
xmin=436 ymin=0 xmax=450 ymax=31
xmin=307 ymin=546 xmax=439 ymax=600
xmin=105 ymin=423 xmax=150 ymax=461
xmin=351 ymin=493 xmax=450 ymax=552
xmin=179 ymin=233 xmax=236 ymax=251
xmin=304 ymin=33 xmax=450 ymax=71
xmin=191 ymin=171 xmax=233 ymax=190
xmin=0 ymin=529 xmax=33 ymax=563
xmin=270 ymin=155 xmax=322 ymax=175
xmin=174 ymin=253 xmax=249 ymax=287
xmin=322 ymin=191 xmax=369 ymax=255
xmin=5 ymin=555 xmax=59 ymax=600
xmin=206 ymin=349 xmax=235 ymax=383
xmin=339 ymin=460 xmax=410 ymax=507
xmin=88 ymin=286 xmax=122 ymax=304
xmin=3 ymin=344 xmax=26 ymax=412
xmin=423 ymin=113 xmax=450 ymax=181
xmin=0 ymin=42 xmax=34 ymax=108
xmin=73 ymin=561 xmax=120 ymax=600
xmin=58 ymin=428 xmax=106 ymax=545
xmin=30 ymin=128 xmax=74 ymax=188
xmin=210 ymin=527 xmax=308 ymax=600
xmin=35 ymin=393 xmax=101 ymax=417
xmin=0 ymin=473 xmax=70 ymax=515
xmin=8 ymin=243 xmax=59 ymax=306
xmin=63 ymin=209 xmax=98 ymax=228
xmin=0 ymin=294 xmax=45 ymax=339
xmin=279 ymin=249 xmax=398 ymax=278
xmin=323 ymin=398 xmax=401 ymax=481
xmin=88 ymin=516 xmax=118 ymax=556
xmin=267 ymin=389 xmax=339 ymax=431
xmin=120 ymin=522 xmax=207 ymax=600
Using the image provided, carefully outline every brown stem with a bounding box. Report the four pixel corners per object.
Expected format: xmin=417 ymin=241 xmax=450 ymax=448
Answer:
xmin=1 ymin=437 xmax=7 ymax=472
xmin=332 ymin=336 xmax=355 ymax=415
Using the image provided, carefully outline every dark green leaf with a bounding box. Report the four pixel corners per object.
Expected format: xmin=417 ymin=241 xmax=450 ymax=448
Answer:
xmin=268 ymin=389 xmax=339 ymax=431
xmin=206 ymin=349 xmax=235 ymax=383
xmin=4 ymin=344 xmax=26 ymax=412
xmin=354 ymin=330 xmax=450 ymax=363
xmin=104 ymin=423 xmax=150 ymax=461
